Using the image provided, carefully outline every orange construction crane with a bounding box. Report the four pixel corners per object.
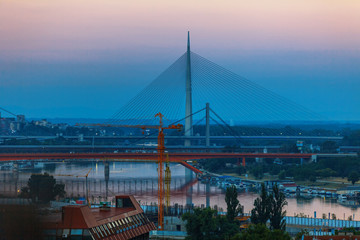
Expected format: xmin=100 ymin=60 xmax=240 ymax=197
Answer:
xmin=76 ymin=113 xmax=182 ymax=230
xmin=164 ymin=155 xmax=171 ymax=215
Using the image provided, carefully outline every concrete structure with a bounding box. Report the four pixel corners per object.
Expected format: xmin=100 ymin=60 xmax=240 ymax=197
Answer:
xmin=205 ymin=103 xmax=210 ymax=148
xmin=337 ymin=185 xmax=360 ymax=195
xmin=184 ymin=31 xmax=193 ymax=148
xmin=303 ymin=236 xmax=360 ymax=240
xmin=43 ymin=195 xmax=156 ymax=240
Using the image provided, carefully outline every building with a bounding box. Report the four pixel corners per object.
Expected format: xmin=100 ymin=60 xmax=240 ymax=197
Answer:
xmin=338 ymin=146 xmax=360 ymax=153
xmin=43 ymin=195 xmax=156 ymax=240
xmin=279 ymin=182 xmax=298 ymax=193
xmin=337 ymin=185 xmax=360 ymax=196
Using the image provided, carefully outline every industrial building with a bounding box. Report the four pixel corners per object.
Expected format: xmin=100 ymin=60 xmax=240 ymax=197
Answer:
xmin=43 ymin=195 xmax=156 ymax=240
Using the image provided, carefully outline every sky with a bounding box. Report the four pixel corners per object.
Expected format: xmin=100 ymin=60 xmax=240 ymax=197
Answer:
xmin=0 ymin=0 xmax=359 ymax=121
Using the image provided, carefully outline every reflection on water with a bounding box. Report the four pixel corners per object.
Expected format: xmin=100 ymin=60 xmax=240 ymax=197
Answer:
xmin=0 ymin=160 xmax=359 ymax=220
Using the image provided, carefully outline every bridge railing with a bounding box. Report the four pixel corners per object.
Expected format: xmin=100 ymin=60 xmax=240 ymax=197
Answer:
xmin=285 ymin=216 xmax=360 ymax=228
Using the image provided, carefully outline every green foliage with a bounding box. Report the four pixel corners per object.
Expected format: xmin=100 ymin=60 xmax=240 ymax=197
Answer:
xmin=338 ymin=227 xmax=360 ymax=235
xmin=278 ymin=170 xmax=286 ymax=180
xmin=348 ymin=171 xmax=359 ymax=185
xmin=250 ymin=184 xmax=287 ymax=231
xmin=315 ymin=168 xmax=337 ymax=178
xmin=20 ymin=173 xmax=66 ymax=203
xmin=232 ymin=224 xmax=291 ymax=240
xmin=237 ymin=166 xmax=246 ymax=175
xmin=251 ymin=184 xmax=270 ymax=225
xmin=200 ymin=158 xmax=227 ymax=173
xmin=294 ymin=229 xmax=309 ymax=240
xmin=292 ymin=166 xmax=316 ymax=181
xmin=182 ymin=208 xmax=239 ymax=240
xmin=225 ymin=185 xmax=243 ymax=222
xmin=202 ymin=156 xmax=360 ymax=182
xmin=269 ymin=184 xmax=287 ymax=231
xmin=250 ymin=165 xmax=264 ymax=179
xmin=309 ymin=176 xmax=317 ymax=182
xmin=342 ymin=130 xmax=360 ymax=146
xmin=321 ymin=141 xmax=338 ymax=153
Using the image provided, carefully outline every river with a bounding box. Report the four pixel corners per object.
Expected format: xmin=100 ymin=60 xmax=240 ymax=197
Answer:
xmin=0 ymin=160 xmax=358 ymax=220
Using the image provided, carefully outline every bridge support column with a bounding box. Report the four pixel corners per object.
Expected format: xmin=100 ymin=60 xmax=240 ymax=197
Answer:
xmin=185 ymin=31 xmax=193 ymax=148
xmin=206 ymin=103 xmax=210 ymax=148
xmin=104 ymin=161 xmax=109 ymax=199
xmin=185 ymin=168 xmax=193 ymax=208
xmin=206 ymin=181 xmax=210 ymax=208
xmin=242 ymin=157 xmax=246 ymax=167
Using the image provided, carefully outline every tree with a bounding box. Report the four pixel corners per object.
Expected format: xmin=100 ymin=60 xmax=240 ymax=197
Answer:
xmin=231 ymin=224 xmax=290 ymax=240
xmin=316 ymin=168 xmax=337 ymax=178
xmin=294 ymin=229 xmax=309 ymax=240
xmin=225 ymin=185 xmax=243 ymax=222
xmin=20 ymin=173 xmax=65 ymax=203
xmin=251 ymin=166 xmax=264 ymax=179
xmin=321 ymin=141 xmax=338 ymax=153
xmin=269 ymin=184 xmax=287 ymax=231
xmin=348 ymin=171 xmax=359 ymax=185
xmin=278 ymin=170 xmax=286 ymax=180
xmin=182 ymin=208 xmax=239 ymax=240
xmin=251 ymin=184 xmax=271 ymax=225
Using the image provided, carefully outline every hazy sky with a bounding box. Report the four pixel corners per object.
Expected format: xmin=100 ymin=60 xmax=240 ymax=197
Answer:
xmin=0 ymin=0 xmax=359 ymax=120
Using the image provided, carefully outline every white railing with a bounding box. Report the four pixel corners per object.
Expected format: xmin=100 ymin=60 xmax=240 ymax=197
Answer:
xmin=285 ymin=216 xmax=360 ymax=228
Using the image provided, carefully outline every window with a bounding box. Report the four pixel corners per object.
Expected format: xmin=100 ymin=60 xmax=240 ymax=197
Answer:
xmin=91 ymin=227 xmax=100 ymax=239
xmin=71 ymin=229 xmax=82 ymax=235
xmin=96 ymin=227 xmax=104 ymax=238
xmin=132 ymin=215 xmax=140 ymax=226
xmin=83 ymin=229 xmax=91 ymax=236
xmin=122 ymin=219 xmax=129 ymax=230
xmin=101 ymin=225 xmax=110 ymax=236
xmin=56 ymin=229 xmax=63 ymax=237
xmin=44 ymin=229 xmax=57 ymax=236
xmin=107 ymin=223 xmax=115 ymax=234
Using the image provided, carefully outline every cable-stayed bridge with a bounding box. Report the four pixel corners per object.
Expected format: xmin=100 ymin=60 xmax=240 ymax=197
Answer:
xmin=0 ymin=33 xmax=344 ymax=169
xmin=109 ymin=32 xmax=322 ymax=126
xmin=103 ymin=32 xmax=328 ymax=146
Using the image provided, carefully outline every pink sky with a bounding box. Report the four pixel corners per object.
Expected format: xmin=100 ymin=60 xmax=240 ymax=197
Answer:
xmin=1 ymin=0 xmax=360 ymax=58
xmin=1 ymin=0 xmax=360 ymax=120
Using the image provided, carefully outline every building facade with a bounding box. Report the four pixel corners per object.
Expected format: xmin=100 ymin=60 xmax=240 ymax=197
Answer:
xmin=44 ymin=195 xmax=156 ymax=240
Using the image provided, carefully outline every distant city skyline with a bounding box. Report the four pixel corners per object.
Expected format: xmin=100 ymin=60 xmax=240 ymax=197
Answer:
xmin=1 ymin=0 xmax=359 ymax=120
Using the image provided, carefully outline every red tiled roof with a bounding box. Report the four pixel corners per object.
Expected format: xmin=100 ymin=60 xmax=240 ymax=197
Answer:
xmin=45 ymin=195 xmax=156 ymax=240
xmin=281 ymin=183 xmax=297 ymax=187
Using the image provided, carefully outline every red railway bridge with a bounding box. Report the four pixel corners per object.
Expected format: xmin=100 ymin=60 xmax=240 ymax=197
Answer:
xmin=0 ymin=152 xmax=313 ymax=174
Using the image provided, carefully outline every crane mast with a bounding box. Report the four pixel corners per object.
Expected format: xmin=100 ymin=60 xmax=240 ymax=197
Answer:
xmin=76 ymin=113 xmax=182 ymax=230
xmin=165 ymin=160 xmax=171 ymax=214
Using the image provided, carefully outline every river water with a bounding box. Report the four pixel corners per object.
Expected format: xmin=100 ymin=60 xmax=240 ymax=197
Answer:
xmin=0 ymin=160 xmax=359 ymax=220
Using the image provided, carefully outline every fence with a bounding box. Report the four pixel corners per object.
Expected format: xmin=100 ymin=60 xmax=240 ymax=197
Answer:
xmin=285 ymin=216 xmax=360 ymax=228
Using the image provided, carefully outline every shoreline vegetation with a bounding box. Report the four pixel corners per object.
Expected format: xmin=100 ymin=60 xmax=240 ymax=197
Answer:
xmin=199 ymin=156 xmax=360 ymax=191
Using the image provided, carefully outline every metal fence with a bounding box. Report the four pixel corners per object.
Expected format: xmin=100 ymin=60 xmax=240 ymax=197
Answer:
xmin=285 ymin=216 xmax=360 ymax=228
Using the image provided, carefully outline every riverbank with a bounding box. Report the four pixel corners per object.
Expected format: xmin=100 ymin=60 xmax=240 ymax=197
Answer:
xmin=212 ymin=171 xmax=354 ymax=191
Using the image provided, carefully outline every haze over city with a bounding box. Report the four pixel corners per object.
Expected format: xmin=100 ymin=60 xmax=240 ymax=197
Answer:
xmin=2 ymin=1 xmax=360 ymax=240
xmin=1 ymin=0 xmax=359 ymax=120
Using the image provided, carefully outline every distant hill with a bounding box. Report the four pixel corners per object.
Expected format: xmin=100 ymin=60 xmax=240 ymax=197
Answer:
xmin=28 ymin=118 xmax=360 ymax=131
